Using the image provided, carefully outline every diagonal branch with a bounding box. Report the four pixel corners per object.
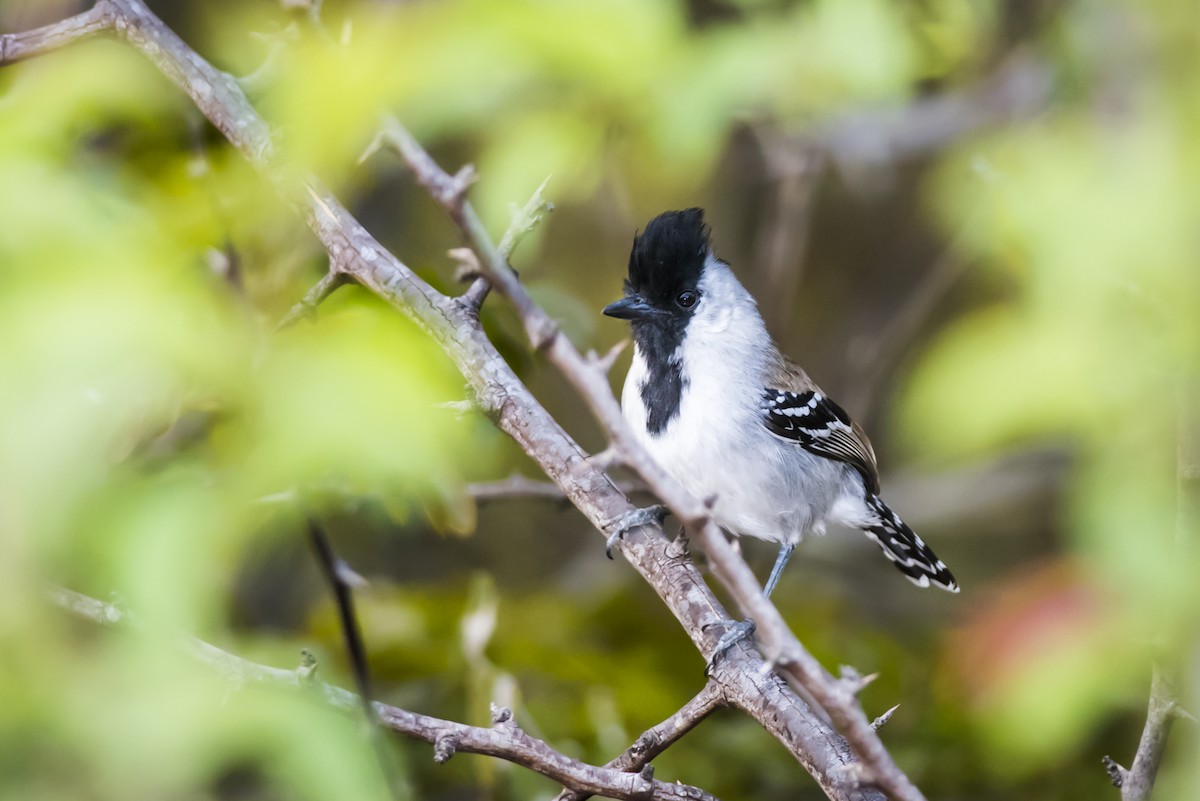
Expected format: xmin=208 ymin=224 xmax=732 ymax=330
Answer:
xmin=306 ymin=519 xmax=407 ymax=800
xmin=48 ymin=586 xmax=720 ymax=801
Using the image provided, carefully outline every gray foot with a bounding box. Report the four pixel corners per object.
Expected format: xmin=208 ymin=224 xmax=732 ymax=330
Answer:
xmin=605 ymin=504 xmax=669 ymax=559
xmin=705 ymin=618 xmax=756 ymax=673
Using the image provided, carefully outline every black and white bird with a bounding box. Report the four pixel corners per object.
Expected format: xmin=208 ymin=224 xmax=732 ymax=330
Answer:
xmin=602 ymin=209 xmax=958 ymax=615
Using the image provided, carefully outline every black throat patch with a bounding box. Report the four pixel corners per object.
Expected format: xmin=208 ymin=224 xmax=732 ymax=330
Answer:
xmin=634 ymin=319 xmax=687 ymax=435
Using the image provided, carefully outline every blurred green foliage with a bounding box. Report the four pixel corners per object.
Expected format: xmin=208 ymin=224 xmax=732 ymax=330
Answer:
xmin=902 ymin=0 xmax=1200 ymax=781
xmin=0 ymin=0 xmax=1197 ymax=799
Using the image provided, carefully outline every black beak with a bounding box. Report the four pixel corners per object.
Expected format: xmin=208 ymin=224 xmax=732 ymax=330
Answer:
xmin=602 ymin=295 xmax=658 ymax=321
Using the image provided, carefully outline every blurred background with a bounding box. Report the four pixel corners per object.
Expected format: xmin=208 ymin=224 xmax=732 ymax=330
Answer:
xmin=0 ymin=0 xmax=1197 ymax=799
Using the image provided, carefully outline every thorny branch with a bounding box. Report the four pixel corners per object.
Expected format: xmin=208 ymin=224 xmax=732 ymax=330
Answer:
xmin=0 ymin=4 xmax=937 ymax=800
xmin=47 ymin=586 xmax=719 ymax=801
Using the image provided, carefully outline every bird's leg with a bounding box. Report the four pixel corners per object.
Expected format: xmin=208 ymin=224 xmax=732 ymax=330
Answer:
xmin=604 ymin=504 xmax=669 ymax=559
xmin=706 ymin=542 xmax=795 ymax=672
xmin=762 ymin=541 xmax=795 ymax=599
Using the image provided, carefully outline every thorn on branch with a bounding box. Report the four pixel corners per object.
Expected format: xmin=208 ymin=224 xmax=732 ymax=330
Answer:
xmin=334 ymin=559 xmax=368 ymax=589
xmin=587 ymin=339 xmax=629 ymax=376
xmin=667 ymin=529 xmax=690 ymax=559
xmin=1171 ymin=704 xmax=1196 ymax=723
xmin=443 ymin=164 xmax=477 ymax=210
xmin=359 ymin=129 xmax=387 ymax=165
xmin=449 ymin=247 xmax=483 ymax=283
xmin=237 ymin=24 xmax=296 ymax=94
xmin=583 ymin=446 xmax=622 ymax=473
xmin=305 ymin=183 xmax=340 ymax=224
xmin=758 ymin=656 xmax=782 ymax=678
xmin=838 ymin=666 xmax=879 ymax=696
xmin=490 ymin=703 xmax=515 ymax=727
xmin=438 ymin=399 xmax=478 ymax=418
xmin=1103 ymin=755 xmax=1128 ymax=788
xmin=870 ymin=704 xmax=900 ymax=731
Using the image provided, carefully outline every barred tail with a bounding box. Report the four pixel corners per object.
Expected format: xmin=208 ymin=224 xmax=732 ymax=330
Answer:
xmin=862 ymin=495 xmax=959 ymax=592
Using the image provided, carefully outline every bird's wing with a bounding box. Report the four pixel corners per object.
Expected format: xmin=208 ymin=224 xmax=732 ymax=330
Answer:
xmin=760 ymin=387 xmax=881 ymax=495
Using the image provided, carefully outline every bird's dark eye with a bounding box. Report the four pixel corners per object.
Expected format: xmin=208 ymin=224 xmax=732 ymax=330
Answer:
xmin=676 ymin=290 xmax=699 ymax=309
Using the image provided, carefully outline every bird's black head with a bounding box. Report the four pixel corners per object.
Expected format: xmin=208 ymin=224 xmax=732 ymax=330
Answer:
xmin=602 ymin=208 xmax=710 ymax=325
xmin=603 ymin=209 xmax=712 ymax=435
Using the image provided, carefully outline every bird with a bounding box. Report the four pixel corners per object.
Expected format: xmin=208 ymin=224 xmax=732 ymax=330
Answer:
xmin=601 ymin=208 xmax=958 ymax=644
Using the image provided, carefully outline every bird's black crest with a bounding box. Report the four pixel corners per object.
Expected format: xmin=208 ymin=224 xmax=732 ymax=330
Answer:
xmin=627 ymin=208 xmax=710 ymax=305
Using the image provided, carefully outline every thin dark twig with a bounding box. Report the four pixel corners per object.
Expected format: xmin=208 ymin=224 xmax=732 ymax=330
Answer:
xmin=307 ymin=519 xmax=375 ymax=712
xmin=307 ymin=519 xmax=404 ymax=800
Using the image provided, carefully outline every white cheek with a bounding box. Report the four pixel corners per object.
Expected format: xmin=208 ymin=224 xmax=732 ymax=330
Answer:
xmin=693 ymin=302 xmax=732 ymax=335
